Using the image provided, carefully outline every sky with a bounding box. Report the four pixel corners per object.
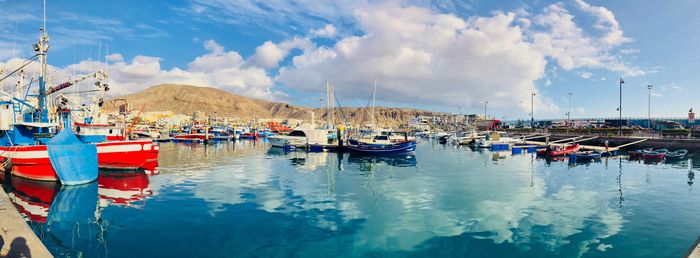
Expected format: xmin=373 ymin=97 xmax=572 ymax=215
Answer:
xmin=0 ymin=0 xmax=698 ymax=120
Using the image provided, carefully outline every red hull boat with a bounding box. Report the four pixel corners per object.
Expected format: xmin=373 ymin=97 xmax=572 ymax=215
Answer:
xmin=643 ymin=148 xmax=668 ymax=160
xmin=0 ymin=140 xmax=159 ymax=181
xmin=537 ymin=143 xmax=580 ymax=157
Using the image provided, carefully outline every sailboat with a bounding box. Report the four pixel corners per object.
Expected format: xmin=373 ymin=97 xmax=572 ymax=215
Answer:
xmin=347 ymin=79 xmax=417 ymax=154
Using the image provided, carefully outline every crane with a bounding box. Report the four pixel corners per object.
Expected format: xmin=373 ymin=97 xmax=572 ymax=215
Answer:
xmin=46 ymin=69 xmax=108 ymax=95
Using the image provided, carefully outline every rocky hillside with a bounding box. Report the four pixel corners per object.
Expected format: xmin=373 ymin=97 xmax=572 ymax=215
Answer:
xmin=106 ymin=84 xmax=440 ymax=127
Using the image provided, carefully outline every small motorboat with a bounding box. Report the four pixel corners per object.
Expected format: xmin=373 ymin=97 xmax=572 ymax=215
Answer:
xmin=629 ymin=148 xmax=653 ymax=159
xmin=665 ymin=149 xmax=688 ymax=162
xmin=643 ymin=148 xmax=668 ymax=160
xmin=347 ymin=132 xmax=417 ymax=154
xmin=537 ymin=143 xmax=580 ymax=157
xmin=571 ymin=150 xmax=602 ymax=162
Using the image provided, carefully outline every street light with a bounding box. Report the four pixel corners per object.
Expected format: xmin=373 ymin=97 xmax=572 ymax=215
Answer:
xmin=618 ymin=78 xmax=625 ymax=136
xmin=530 ymin=92 xmax=536 ymax=128
xmin=484 ymin=100 xmax=488 ymax=119
xmin=647 ymin=85 xmax=653 ymax=131
xmin=568 ymin=92 xmax=573 ymax=125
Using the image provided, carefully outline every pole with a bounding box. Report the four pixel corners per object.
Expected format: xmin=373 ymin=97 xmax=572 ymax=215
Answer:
xmin=619 ymin=78 xmax=624 ymax=136
xmin=484 ymin=100 xmax=488 ymax=119
xmin=568 ymin=92 xmax=572 ymax=125
xmin=531 ymin=92 xmax=536 ymax=128
xmin=647 ymin=85 xmax=652 ymax=131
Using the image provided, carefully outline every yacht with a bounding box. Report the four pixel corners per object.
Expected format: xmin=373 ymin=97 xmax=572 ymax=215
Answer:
xmin=268 ymin=123 xmax=333 ymax=147
xmin=475 ymin=131 xmax=519 ymax=148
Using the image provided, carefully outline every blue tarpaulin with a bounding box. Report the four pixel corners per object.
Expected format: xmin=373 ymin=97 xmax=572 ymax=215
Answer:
xmin=47 ymin=129 xmax=98 ymax=185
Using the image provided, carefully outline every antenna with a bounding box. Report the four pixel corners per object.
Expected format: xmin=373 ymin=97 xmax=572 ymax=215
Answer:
xmin=372 ymin=77 xmax=377 ymax=125
xmin=13 ymin=22 xmax=17 ymax=59
xmin=43 ymin=0 xmax=46 ymax=31
xmin=98 ymin=40 xmax=102 ymax=71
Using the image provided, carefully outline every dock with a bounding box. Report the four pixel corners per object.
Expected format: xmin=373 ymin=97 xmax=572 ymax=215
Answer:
xmin=685 ymin=237 xmax=700 ymax=258
xmin=521 ymin=136 xmax=648 ymax=152
xmin=0 ymin=189 xmax=53 ymax=258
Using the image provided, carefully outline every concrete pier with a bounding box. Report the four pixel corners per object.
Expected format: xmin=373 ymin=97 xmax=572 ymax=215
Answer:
xmin=0 ymin=189 xmax=53 ymax=258
xmin=685 ymin=237 xmax=700 ymax=258
xmin=515 ymin=133 xmax=700 ymax=151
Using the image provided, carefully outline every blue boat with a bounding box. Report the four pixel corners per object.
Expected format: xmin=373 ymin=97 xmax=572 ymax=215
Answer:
xmin=347 ymin=133 xmax=417 ymax=154
xmin=570 ymin=151 xmax=602 ymax=163
xmin=665 ymin=149 xmax=688 ymax=162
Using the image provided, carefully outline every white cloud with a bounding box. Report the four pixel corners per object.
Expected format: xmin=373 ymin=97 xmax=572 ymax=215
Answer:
xmin=619 ymin=48 xmax=640 ymax=55
xmin=247 ymin=37 xmax=311 ymax=69
xmin=105 ymin=53 xmax=124 ymax=62
xmin=577 ymin=71 xmax=592 ymax=79
xmin=530 ymin=3 xmax=643 ymax=76
xmin=311 ymin=24 xmax=337 ymax=38
xmin=574 ymin=0 xmax=631 ymax=47
xmin=277 ymin=4 xmax=559 ymax=112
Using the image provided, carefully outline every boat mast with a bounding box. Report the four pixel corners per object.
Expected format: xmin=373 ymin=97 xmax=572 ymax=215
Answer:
xmin=326 ymin=80 xmax=335 ymax=128
xmin=372 ymin=78 xmax=377 ymax=126
xmin=36 ymin=0 xmax=50 ymax=125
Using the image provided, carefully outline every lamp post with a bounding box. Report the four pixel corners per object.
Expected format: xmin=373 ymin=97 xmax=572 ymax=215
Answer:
xmin=530 ymin=92 xmax=536 ymax=128
xmin=484 ymin=100 xmax=488 ymax=119
xmin=647 ymin=85 xmax=653 ymax=131
xmin=618 ymin=78 xmax=624 ymax=136
xmin=568 ymin=92 xmax=573 ymax=125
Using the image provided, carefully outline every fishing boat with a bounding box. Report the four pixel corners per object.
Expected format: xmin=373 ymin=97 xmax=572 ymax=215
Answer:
xmin=69 ymin=99 xmax=160 ymax=171
xmin=643 ymin=148 xmax=668 ymax=160
xmin=0 ymin=24 xmax=104 ymax=184
xmin=75 ymin=122 xmax=125 ymax=142
xmin=208 ymin=126 xmax=234 ymax=141
xmin=131 ymin=125 xmax=162 ymax=140
xmin=254 ymin=128 xmax=274 ymax=138
xmin=347 ymin=132 xmax=417 ymax=154
xmin=665 ymin=149 xmax=688 ymax=162
xmin=537 ymin=143 xmax=580 ymax=157
xmin=629 ymin=148 xmax=653 ymax=158
xmin=172 ymin=125 xmax=209 ymax=142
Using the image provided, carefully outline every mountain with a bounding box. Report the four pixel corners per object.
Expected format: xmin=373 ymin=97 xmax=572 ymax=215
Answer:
xmin=106 ymin=84 xmax=440 ymax=127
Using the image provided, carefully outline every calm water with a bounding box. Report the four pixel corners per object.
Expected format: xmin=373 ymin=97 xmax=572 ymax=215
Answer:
xmin=2 ymin=140 xmax=700 ymax=257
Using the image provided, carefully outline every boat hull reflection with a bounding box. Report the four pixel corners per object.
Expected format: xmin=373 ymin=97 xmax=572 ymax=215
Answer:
xmin=98 ymin=172 xmax=152 ymax=207
xmin=347 ymin=153 xmax=417 ymax=168
xmin=1 ymin=175 xmax=98 ymax=223
xmin=1 ymin=171 xmax=153 ymax=223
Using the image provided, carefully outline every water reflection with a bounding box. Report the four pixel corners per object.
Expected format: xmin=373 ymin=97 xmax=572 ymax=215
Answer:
xmin=347 ymin=153 xmax=417 ymax=170
xmin=2 ymin=142 xmax=700 ymax=257
xmin=2 ymin=176 xmax=59 ymax=223
xmin=98 ymin=173 xmax=152 ymax=207
xmin=1 ymin=171 xmax=154 ymax=222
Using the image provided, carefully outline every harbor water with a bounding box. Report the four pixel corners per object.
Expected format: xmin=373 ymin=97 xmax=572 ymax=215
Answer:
xmin=2 ymin=140 xmax=699 ymax=257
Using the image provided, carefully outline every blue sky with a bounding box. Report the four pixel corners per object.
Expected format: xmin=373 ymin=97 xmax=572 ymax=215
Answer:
xmin=0 ymin=0 xmax=698 ymax=119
